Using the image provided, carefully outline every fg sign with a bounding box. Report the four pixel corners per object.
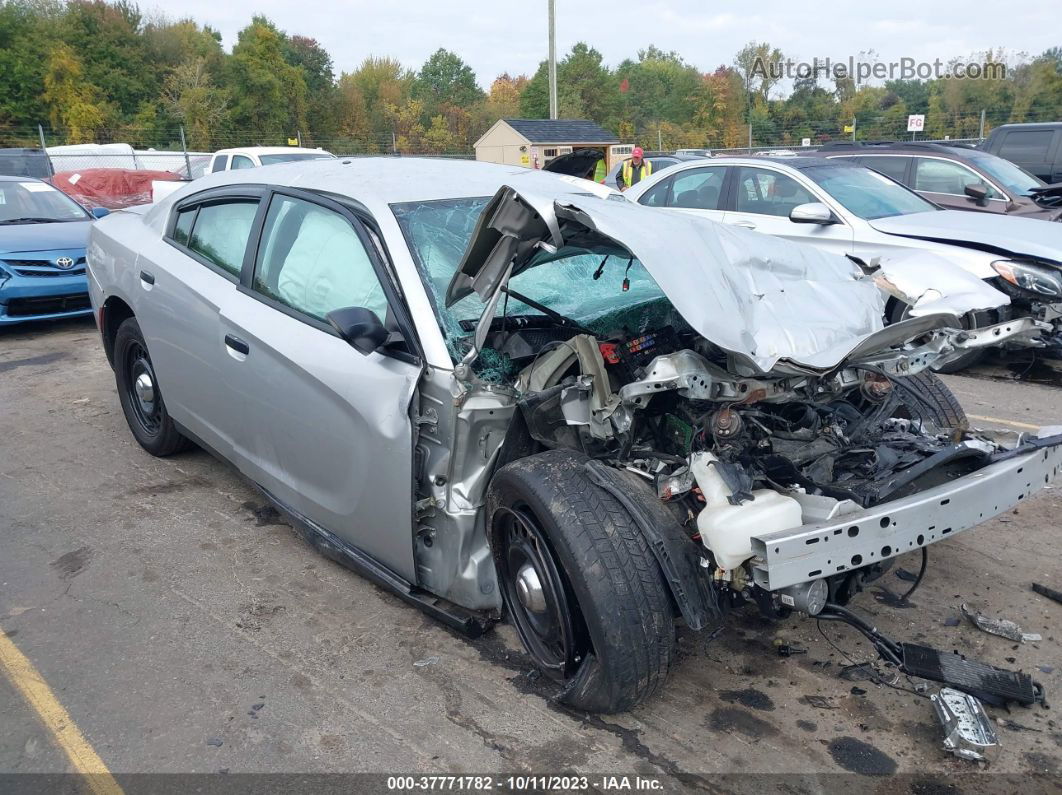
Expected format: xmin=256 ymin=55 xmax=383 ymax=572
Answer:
xmin=907 ymin=114 xmax=926 ymax=133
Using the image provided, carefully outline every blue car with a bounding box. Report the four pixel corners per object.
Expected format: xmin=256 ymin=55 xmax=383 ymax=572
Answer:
xmin=0 ymin=175 xmax=107 ymax=325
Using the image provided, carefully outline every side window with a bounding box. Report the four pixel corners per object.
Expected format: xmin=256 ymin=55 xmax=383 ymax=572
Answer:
xmin=210 ymin=155 xmax=229 ymax=173
xmin=185 ymin=200 xmax=259 ymax=277
xmin=668 ymin=167 xmax=726 ymax=210
xmin=859 ymin=156 xmax=912 ymax=185
xmin=914 ymin=159 xmax=1000 ymax=198
xmin=253 ymin=195 xmax=388 ymax=323
xmin=172 ymin=207 xmax=196 ymax=245
xmin=639 ymin=177 xmax=672 ymax=207
xmin=231 ymin=155 xmax=255 ymax=170
xmin=735 ymin=168 xmax=815 ymax=216
xmin=999 ymin=130 xmax=1054 ymax=161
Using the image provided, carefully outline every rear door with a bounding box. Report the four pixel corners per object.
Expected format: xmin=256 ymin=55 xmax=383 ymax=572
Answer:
xmin=219 ymin=188 xmax=422 ymax=579
xmin=994 ymin=128 xmax=1059 ymax=182
xmin=138 ymin=188 xmax=264 ymax=459
xmin=855 ymin=155 xmax=914 ymax=187
xmin=722 ymin=166 xmax=854 ymax=254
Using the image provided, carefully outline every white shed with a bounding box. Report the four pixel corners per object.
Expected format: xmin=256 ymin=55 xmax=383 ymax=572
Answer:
xmin=474 ymin=119 xmax=620 ymax=170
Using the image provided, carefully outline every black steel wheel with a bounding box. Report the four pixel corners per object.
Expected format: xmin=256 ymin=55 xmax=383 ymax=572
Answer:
xmin=113 ymin=317 xmax=192 ymax=457
xmin=494 ymin=503 xmax=587 ymax=679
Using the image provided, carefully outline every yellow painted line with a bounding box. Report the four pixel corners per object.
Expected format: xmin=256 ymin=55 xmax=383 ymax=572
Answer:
xmin=968 ymin=413 xmax=1040 ymax=431
xmin=0 ymin=629 xmax=123 ymax=795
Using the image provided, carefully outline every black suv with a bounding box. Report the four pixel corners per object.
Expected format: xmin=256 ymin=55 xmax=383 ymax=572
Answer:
xmin=813 ymin=141 xmax=1062 ymax=220
xmin=0 ymin=148 xmax=54 ymax=179
xmin=982 ymin=122 xmax=1062 ymax=184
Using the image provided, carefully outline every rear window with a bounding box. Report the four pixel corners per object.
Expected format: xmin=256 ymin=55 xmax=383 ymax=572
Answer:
xmin=998 ymin=130 xmax=1055 ymax=160
xmin=0 ymin=151 xmax=52 ymax=179
xmin=174 ymin=200 xmax=259 ymax=277
xmin=858 ymin=156 xmax=911 ymax=184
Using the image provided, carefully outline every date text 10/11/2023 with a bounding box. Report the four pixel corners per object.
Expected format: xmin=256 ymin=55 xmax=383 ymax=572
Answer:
xmin=386 ymin=775 xmax=664 ymax=791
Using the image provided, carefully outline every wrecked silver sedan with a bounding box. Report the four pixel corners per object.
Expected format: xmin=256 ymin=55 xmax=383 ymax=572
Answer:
xmin=87 ymin=158 xmax=1059 ymax=712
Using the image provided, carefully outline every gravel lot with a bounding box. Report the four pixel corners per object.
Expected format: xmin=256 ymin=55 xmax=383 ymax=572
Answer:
xmin=2 ymin=318 xmax=1062 ymax=789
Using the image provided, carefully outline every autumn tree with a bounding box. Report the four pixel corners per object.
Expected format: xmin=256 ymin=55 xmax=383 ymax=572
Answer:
xmin=227 ymin=16 xmax=308 ymax=141
xmin=42 ymin=43 xmax=107 ymax=141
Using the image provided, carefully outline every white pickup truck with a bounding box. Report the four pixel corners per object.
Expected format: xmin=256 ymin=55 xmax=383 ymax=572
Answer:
xmin=152 ymin=147 xmax=336 ymax=203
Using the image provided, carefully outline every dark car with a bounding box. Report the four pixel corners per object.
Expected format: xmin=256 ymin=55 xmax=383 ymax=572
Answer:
xmin=982 ymin=122 xmax=1062 ymax=184
xmin=814 ymin=141 xmax=1062 ymax=220
xmin=0 ymin=148 xmax=54 ymax=180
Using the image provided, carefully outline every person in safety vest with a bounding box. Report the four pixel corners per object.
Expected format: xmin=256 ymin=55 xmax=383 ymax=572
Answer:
xmin=617 ymin=146 xmax=652 ymax=191
xmin=592 ymin=154 xmax=607 ymax=183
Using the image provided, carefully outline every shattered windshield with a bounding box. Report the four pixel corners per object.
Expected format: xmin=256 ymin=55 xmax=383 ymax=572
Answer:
xmin=392 ymin=198 xmax=674 ymax=363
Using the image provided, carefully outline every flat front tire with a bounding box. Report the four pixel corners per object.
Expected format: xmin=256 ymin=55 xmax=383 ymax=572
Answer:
xmin=113 ymin=317 xmax=191 ymax=457
xmin=487 ymin=450 xmax=675 ymax=713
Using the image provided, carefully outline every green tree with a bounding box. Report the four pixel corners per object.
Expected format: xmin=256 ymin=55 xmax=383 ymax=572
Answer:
xmin=0 ymin=0 xmax=61 ymax=129
xmin=337 ymin=57 xmax=414 ymax=151
xmin=42 ymin=42 xmax=107 ymax=141
xmin=227 ymin=16 xmax=308 ymax=141
xmin=163 ymin=57 xmax=228 ymax=149
xmin=413 ymin=49 xmax=483 ymax=112
xmin=520 ymin=43 xmax=617 ymax=126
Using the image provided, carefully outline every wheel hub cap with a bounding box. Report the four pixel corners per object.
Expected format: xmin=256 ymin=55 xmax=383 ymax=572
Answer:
xmin=134 ymin=372 xmax=155 ymax=413
xmin=515 ymin=564 xmax=547 ymax=613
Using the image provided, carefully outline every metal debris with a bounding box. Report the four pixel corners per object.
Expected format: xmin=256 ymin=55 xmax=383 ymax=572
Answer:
xmin=931 ymin=687 xmax=1000 ymax=763
xmin=960 ymin=603 xmax=1042 ymax=643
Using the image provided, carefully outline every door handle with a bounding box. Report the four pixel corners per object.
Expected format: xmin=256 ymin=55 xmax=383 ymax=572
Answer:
xmin=139 ymin=270 xmax=155 ymax=285
xmin=224 ymin=334 xmax=249 ymax=355
xmin=728 ymin=220 xmax=757 ymax=229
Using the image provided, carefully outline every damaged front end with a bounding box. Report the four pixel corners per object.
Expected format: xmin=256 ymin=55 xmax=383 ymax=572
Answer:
xmin=435 ymin=185 xmax=1061 ymax=621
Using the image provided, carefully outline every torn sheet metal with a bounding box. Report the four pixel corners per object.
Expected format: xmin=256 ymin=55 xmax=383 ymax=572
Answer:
xmin=931 ymin=687 xmax=1000 ymax=763
xmin=447 ymin=184 xmax=1014 ymax=374
xmin=867 ymin=250 xmax=1010 ymax=317
xmin=961 ymin=603 xmax=1042 ymax=643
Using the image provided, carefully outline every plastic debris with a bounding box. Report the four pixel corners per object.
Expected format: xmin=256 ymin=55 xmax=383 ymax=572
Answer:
xmin=932 ymin=687 xmax=1000 ymax=763
xmin=961 ymin=603 xmax=1041 ymax=643
xmin=943 ymin=616 xmax=961 ymax=627
xmin=1032 ymin=583 xmax=1062 ymax=606
xmin=413 ymin=655 xmax=440 ymax=667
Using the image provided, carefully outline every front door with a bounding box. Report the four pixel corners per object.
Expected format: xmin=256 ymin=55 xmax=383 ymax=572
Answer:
xmin=221 ymin=190 xmax=422 ymax=580
xmin=722 ymin=166 xmax=854 ymax=255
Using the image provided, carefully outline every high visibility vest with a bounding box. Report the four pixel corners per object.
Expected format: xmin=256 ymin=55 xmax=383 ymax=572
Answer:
xmin=593 ymin=158 xmax=607 ymax=182
xmin=622 ymin=158 xmax=652 ymax=186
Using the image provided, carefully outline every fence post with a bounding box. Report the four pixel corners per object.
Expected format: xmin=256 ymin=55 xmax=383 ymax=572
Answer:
xmin=979 ymin=109 xmax=986 ymax=140
xmin=37 ymin=124 xmax=54 ymax=174
xmin=297 ymin=130 xmax=303 ymax=147
xmin=179 ymin=125 xmax=191 ymax=179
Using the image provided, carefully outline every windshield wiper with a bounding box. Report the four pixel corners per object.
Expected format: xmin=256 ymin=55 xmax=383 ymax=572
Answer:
xmin=0 ymin=217 xmax=62 ymax=225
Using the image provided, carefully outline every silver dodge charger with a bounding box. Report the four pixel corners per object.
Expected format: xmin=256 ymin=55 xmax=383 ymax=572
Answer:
xmin=86 ymin=158 xmax=1058 ymax=712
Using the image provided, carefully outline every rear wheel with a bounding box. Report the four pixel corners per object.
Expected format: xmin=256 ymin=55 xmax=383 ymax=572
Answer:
xmin=114 ymin=317 xmax=191 ymax=456
xmin=487 ymin=450 xmax=675 ymax=713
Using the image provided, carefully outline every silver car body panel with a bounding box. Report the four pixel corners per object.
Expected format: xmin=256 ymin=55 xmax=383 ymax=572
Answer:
xmin=750 ymin=429 xmax=1062 ymax=591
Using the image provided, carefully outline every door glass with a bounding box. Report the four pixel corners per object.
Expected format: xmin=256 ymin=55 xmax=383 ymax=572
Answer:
xmin=231 ymin=155 xmax=255 ymax=170
xmin=639 ymin=178 xmax=672 ymax=207
xmin=254 ymin=195 xmax=388 ymax=322
xmin=667 ymin=168 xmax=726 ymax=210
xmin=172 ymin=207 xmax=196 ymax=245
xmin=210 ymin=155 xmax=229 ymax=173
xmin=914 ymin=159 xmax=1000 ymax=198
xmin=1000 ymin=130 xmax=1053 ymax=160
xmin=859 ymin=156 xmax=911 ymax=184
xmin=735 ymin=168 xmax=815 ymax=216
xmin=187 ymin=201 xmax=259 ymax=276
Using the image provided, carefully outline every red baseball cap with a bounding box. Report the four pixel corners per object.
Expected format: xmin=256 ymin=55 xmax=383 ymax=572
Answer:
xmin=632 ymin=146 xmax=644 ymax=158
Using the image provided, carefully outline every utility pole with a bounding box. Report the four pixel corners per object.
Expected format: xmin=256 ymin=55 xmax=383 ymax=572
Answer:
xmin=547 ymin=0 xmax=558 ymax=120
xmin=658 ymin=128 xmax=662 ymax=150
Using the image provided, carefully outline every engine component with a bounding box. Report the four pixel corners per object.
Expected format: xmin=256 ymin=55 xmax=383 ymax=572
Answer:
xmin=690 ymin=451 xmax=803 ymax=571
xmin=931 ymin=687 xmax=1000 ymax=763
xmin=710 ymin=406 xmax=744 ymax=442
xmin=777 ymin=578 xmax=828 ymax=615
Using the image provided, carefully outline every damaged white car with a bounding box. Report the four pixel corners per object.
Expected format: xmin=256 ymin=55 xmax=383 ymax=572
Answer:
xmin=88 ymin=159 xmax=1058 ymax=713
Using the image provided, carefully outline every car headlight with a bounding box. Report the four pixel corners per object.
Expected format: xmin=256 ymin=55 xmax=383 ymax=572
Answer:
xmin=991 ymin=260 xmax=1062 ymax=298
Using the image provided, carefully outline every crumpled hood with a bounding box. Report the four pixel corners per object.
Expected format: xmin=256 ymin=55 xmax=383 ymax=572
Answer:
xmin=869 ymin=210 xmax=1062 ymax=266
xmin=0 ymin=220 xmax=92 ymax=255
xmin=448 ymin=186 xmax=1007 ymax=373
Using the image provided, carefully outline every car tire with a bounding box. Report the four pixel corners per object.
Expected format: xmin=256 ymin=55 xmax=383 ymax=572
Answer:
xmin=894 ymin=370 xmax=967 ymax=431
xmin=486 ymin=449 xmax=675 ymax=713
xmin=113 ymin=317 xmax=192 ymax=457
xmin=888 ymin=300 xmax=985 ymax=374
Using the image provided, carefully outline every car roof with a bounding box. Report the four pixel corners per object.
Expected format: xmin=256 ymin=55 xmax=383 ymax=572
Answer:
xmin=704 ymin=155 xmax=838 ymax=169
xmin=0 ymin=174 xmax=44 ymax=183
xmin=214 ymin=147 xmax=332 ymax=156
xmin=149 ymin=157 xmax=622 ymax=223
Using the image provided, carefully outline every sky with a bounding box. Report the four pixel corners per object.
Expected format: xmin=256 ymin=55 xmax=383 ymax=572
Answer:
xmin=150 ymin=0 xmax=1059 ymax=93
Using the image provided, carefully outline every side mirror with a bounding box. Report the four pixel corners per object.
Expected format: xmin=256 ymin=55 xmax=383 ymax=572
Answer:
xmin=964 ymin=183 xmax=989 ymax=204
xmin=326 ymin=306 xmax=389 ymax=356
xmin=789 ymin=202 xmax=835 ymax=225
xmin=92 ymin=207 xmax=110 ymax=219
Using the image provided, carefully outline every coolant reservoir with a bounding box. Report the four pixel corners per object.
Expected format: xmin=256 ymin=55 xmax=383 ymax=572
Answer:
xmin=691 ymin=452 xmax=804 ymax=571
